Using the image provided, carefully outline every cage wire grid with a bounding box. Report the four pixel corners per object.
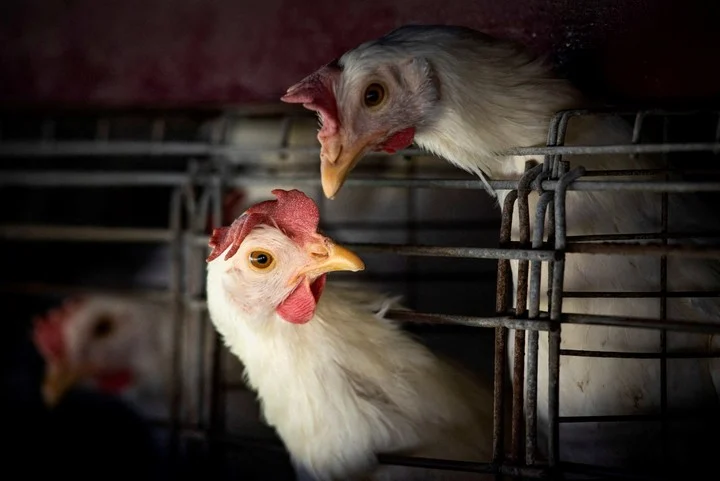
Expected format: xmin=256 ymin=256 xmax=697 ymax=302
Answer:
xmin=2 ymin=108 xmax=720 ymax=481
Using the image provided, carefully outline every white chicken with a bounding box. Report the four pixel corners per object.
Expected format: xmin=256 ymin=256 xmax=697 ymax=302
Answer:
xmin=29 ymin=189 xmax=284 ymax=443
xmin=205 ymin=188 xmax=496 ymax=481
xmin=281 ymin=24 xmax=720 ymax=474
xmin=32 ymin=295 xmax=174 ymax=419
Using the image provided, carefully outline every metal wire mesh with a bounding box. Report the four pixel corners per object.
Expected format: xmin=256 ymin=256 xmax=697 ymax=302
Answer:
xmin=2 ymin=107 xmax=720 ymax=480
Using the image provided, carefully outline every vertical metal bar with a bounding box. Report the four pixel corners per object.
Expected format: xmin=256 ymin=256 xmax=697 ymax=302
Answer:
xmin=526 ymin=185 xmax=554 ymax=465
xmin=207 ymin=173 xmax=227 ymax=478
xmin=548 ymin=162 xmax=585 ymax=471
xmin=206 ymin=116 xmax=230 ymax=473
xmin=510 ymin=162 xmax=543 ymax=462
xmin=406 ymin=154 xmax=418 ymax=308
xmin=494 ymin=190 xmax=518 ymax=470
xmin=190 ymin=185 xmax=214 ymax=429
xmin=168 ymin=186 xmax=185 ymax=465
xmin=659 ymin=116 xmax=670 ymax=463
xmin=630 ymin=112 xmax=647 ymax=159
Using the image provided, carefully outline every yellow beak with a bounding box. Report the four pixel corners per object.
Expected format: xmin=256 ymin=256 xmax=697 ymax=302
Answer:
xmin=41 ymin=361 xmax=90 ymax=408
xmin=320 ymin=133 xmax=376 ymax=199
xmin=290 ymin=241 xmax=365 ymax=286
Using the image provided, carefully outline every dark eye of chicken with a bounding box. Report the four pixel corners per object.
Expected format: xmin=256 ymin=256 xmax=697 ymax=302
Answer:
xmin=92 ymin=315 xmax=115 ymax=339
xmin=249 ymin=250 xmax=274 ymax=269
xmin=363 ymin=84 xmax=385 ymax=107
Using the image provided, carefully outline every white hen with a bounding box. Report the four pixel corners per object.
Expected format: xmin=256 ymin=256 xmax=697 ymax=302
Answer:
xmin=205 ymin=188 xmax=496 ymax=481
xmin=281 ymin=24 xmax=720 ymax=474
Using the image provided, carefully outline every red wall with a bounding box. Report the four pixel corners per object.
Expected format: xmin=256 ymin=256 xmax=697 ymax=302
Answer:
xmin=1 ymin=0 xmax=718 ymax=108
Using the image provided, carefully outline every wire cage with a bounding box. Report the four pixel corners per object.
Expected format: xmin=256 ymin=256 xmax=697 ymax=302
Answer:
xmin=2 ymin=106 xmax=720 ymax=481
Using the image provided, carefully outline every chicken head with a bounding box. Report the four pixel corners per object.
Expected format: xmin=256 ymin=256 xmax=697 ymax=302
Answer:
xmin=282 ymin=25 xmax=579 ymax=199
xmin=206 ymin=188 xmax=365 ymax=324
xmin=281 ymin=54 xmax=436 ymax=199
xmin=32 ymin=296 xmax=167 ymax=409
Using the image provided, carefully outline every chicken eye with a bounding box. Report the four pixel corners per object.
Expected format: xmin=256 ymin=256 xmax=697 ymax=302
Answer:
xmin=363 ymin=83 xmax=386 ymax=108
xmin=91 ymin=315 xmax=115 ymax=339
xmin=249 ymin=250 xmax=275 ymax=271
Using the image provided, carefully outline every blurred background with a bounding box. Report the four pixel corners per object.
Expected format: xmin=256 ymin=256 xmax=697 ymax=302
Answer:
xmin=1 ymin=1 xmax=719 ymax=480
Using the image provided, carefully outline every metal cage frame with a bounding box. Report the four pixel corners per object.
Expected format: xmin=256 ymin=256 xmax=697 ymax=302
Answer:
xmin=2 ymin=107 xmax=720 ymax=481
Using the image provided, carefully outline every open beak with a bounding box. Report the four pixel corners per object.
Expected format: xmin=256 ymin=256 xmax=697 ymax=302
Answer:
xmin=320 ymin=132 xmax=378 ymax=199
xmin=290 ymin=240 xmax=365 ymax=286
xmin=41 ymin=361 xmax=91 ymax=408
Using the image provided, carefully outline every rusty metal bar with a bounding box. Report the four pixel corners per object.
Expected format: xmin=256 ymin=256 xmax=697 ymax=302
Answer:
xmin=526 ymin=189 xmax=555 ymax=465
xmin=493 ymin=190 xmax=518 ymax=468
xmin=547 ymin=162 xmax=585 ymax=468
xmin=510 ymin=162 xmax=543 ymax=462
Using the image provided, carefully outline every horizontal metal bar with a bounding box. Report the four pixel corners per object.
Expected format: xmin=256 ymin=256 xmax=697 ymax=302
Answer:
xmin=561 ymin=349 xmax=720 ymax=359
xmin=192 ymin=236 xmax=559 ymax=261
xmin=563 ymin=313 xmax=720 ymax=334
xmin=7 ymin=281 xmax=716 ymax=335
xmin=6 ymin=226 xmax=717 ymax=262
xmin=0 ymin=171 xmax=190 ymax=187
xmin=2 ymin=139 xmax=719 ymax=159
xmin=559 ymin=461 xmax=668 ymax=481
xmin=218 ymin=434 xmax=549 ymax=477
xmin=4 ymin=171 xmax=720 ymax=193
xmin=568 ymin=231 xmax=720 ymax=243
xmin=376 ymin=454 xmax=548 ymax=478
xmin=560 ymin=411 xmax=720 ymax=423
xmin=563 ymin=290 xmax=720 ymax=298
xmin=385 ymin=310 xmax=551 ymax=330
xmin=0 ymin=224 xmax=172 ymax=242
xmin=0 ymin=140 xmax=426 ymax=159
xmin=347 ymin=243 xmax=560 ymax=261
xmin=566 ymin=242 xmax=720 ymax=259
xmin=319 ymin=220 xmax=499 ymax=232
xmin=506 ymin=142 xmax=720 ymax=156
xmin=0 ymin=141 xmax=349 ymax=159
xmin=0 ymin=282 xmax=172 ymax=301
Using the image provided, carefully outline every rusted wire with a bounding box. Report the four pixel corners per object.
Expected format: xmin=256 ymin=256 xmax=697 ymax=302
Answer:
xmin=493 ymin=190 xmax=518 ymax=468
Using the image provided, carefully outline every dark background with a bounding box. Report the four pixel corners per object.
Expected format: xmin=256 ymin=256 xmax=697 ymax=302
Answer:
xmin=1 ymin=0 xmax=719 ymax=109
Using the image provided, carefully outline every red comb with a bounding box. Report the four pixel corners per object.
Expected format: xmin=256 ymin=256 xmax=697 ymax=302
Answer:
xmin=32 ymin=298 xmax=85 ymax=361
xmin=281 ymin=63 xmax=342 ymax=139
xmin=207 ymin=189 xmax=320 ymax=263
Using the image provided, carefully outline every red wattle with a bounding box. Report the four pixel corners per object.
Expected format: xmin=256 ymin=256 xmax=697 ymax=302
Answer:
xmin=378 ymin=127 xmax=415 ymax=153
xmin=276 ymin=274 xmax=327 ymax=324
xmin=94 ymin=369 xmax=133 ymax=393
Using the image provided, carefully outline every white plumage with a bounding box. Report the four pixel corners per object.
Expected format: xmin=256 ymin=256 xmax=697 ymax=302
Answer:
xmin=205 ymin=190 xmax=496 ymax=481
xmin=281 ymin=24 xmax=720 ymax=472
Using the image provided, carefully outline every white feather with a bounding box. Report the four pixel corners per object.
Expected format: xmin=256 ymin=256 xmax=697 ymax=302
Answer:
xmin=340 ymin=24 xmax=720 ymax=470
xmin=206 ymin=227 xmax=495 ymax=481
